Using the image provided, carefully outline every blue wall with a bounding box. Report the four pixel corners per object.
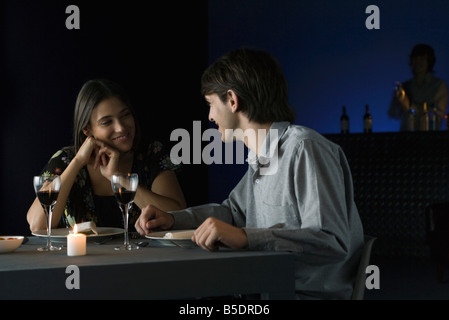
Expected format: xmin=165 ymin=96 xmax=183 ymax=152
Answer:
xmin=207 ymin=0 xmax=449 ymax=203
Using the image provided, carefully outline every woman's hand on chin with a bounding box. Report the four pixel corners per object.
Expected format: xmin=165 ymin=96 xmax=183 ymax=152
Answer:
xmin=93 ymin=140 xmax=121 ymax=180
xmin=74 ymin=136 xmax=98 ymax=167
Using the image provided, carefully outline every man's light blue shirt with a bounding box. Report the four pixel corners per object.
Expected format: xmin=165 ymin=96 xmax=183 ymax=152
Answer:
xmin=171 ymin=121 xmax=364 ymax=299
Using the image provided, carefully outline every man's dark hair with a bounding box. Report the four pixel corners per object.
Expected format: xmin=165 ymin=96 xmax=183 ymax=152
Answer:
xmin=201 ymin=48 xmax=295 ymax=124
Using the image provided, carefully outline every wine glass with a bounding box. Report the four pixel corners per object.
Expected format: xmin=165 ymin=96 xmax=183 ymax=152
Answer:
xmin=33 ymin=174 xmax=62 ymax=251
xmin=111 ymin=173 xmax=139 ymax=250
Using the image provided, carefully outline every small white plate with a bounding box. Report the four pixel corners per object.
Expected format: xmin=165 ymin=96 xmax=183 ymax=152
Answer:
xmin=32 ymin=227 xmax=124 ymax=242
xmin=145 ymin=230 xmax=196 ymax=247
xmin=0 ymin=236 xmax=24 ymax=253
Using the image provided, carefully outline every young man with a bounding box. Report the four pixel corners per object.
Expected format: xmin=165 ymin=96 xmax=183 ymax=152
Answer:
xmin=135 ymin=48 xmax=364 ymax=299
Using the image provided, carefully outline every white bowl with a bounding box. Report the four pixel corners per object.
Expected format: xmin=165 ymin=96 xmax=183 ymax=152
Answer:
xmin=0 ymin=236 xmax=24 ymax=253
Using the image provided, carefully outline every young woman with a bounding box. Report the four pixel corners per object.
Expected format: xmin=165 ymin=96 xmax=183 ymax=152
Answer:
xmin=27 ymin=79 xmax=186 ymax=232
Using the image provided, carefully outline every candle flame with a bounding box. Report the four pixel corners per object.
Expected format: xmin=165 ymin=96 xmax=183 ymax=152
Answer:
xmin=73 ymin=224 xmax=78 ymax=234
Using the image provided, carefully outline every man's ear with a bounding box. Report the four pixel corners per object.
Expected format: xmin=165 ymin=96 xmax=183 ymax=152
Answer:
xmin=227 ymin=89 xmax=239 ymax=113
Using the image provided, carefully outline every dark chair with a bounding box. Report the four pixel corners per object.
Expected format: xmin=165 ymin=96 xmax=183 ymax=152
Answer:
xmin=425 ymin=201 xmax=449 ymax=283
xmin=351 ymin=235 xmax=376 ymax=300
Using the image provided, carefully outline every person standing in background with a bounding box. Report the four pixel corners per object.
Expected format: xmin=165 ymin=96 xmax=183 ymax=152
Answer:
xmin=388 ymin=44 xmax=448 ymax=131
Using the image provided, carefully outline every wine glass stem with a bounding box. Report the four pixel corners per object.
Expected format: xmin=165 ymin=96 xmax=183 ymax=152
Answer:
xmin=45 ymin=205 xmax=53 ymax=249
xmin=47 ymin=205 xmax=54 ymax=248
xmin=42 ymin=204 xmax=52 ymax=248
xmin=123 ymin=203 xmax=130 ymax=248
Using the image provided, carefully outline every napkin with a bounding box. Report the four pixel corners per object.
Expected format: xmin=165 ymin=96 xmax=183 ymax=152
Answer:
xmin=76 ymin=221 xmax=98 ymax=235
xmin=163 ymin=230 xmax=195 ymax=239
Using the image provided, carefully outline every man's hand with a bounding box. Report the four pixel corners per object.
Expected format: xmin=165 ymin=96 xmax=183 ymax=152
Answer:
xmin=192 ymin=217 xmax=248 ymax=251
xmin=135 ymin=205 xmax=174 ymax=235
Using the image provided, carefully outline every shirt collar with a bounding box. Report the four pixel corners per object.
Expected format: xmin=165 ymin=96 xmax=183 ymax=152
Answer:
xmin=247 ymin=121 xmax=290 ymax=169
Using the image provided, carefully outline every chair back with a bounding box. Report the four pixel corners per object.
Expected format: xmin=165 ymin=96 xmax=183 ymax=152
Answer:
xmin=351 ymin=235 xmax=376 ymax=300
xmin=425 ymin=202 xmax=449 ymax=282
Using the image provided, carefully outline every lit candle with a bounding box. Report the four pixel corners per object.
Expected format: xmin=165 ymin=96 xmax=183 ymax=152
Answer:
xmin=67 ymin=224 xmax=86 ymax=256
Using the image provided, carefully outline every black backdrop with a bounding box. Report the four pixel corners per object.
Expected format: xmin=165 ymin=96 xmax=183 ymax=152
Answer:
xmin=1 ymin=1 xmax=209 ymax=234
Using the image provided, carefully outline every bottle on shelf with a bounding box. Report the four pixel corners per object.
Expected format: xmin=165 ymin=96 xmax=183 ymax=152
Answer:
xmin=428 ymin=105 xmax=438 ymax=131
xmin=419 ymin=102 xmax=429 ymax=131
xmin=406 ymin=105 xmax=416 ymax=132
xmin=340 ymin=105 xmax=349 ymax=134
xmin=363 ymin=104 xmax=372 ymax=133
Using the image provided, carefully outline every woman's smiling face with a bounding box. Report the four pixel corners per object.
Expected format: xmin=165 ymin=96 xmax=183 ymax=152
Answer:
xmin=86 ymin=96 xmax=136 ymax=153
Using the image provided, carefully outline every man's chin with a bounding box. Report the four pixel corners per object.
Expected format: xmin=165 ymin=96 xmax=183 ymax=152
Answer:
xmin=223 ymin=135 xmax=238 ymax=144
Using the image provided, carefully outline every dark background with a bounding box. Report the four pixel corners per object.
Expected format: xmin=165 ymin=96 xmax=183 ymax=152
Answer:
xmin=208 ymin=0 xmax=449 ymax=134
xmin=2 ymin=0 xmax=449 ymax=235
xmin=1 ymin=0 xmax=209 ymax=234
xmin=206 ymin=0 xmax=449 ymax=203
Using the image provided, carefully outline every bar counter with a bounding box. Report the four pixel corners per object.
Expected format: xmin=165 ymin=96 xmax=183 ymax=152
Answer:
xmin=325 ymin=130 xmax=449 ymax=258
